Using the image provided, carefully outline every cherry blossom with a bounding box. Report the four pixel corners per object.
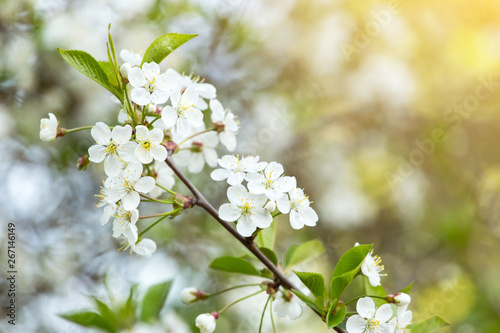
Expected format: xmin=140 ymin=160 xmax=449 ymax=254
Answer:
xmin=174 ymin=131 xmax=219 ymax=174
xmin=346 ymin=297 xmax=392 ymax=333
xmin=274 ymin=290 xmax=303 ymax=320
xmin=161 ymin=86 xmax=204 ymax=136
xmin=277 ymin=188 xmax=318 ymax=229
xmin=246 ymin=161 xmax=296 ymax=201
xmin=195 ymin=313 xmax=217 ymax=333
xmin=128 ymin=62 xmax=175 ymax=105
xmin=134 ymin=125 xmax=168 ymax=164
xmin=210 ymin=99 xmax=239 ymax=151
xmin=211 ymin=155 xmax=267 ymax=186
xmin=40 ymin=113 xmax=58 ymax=141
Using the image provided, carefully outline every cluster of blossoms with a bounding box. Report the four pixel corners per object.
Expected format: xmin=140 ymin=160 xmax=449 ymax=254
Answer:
xmin=39 ymin=49 xmax=240 ymax=258
xmin=213 ymin=156 xmax=319 ymax=237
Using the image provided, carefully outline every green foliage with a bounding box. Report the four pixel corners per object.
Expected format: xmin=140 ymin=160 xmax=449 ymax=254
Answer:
xmin=362 ymin=276 xmax=387 ymax=307
xmin=139 ymin=280 xmax=173 ymax=323
xmin=291 ymin=289 xmax=322 ymax=314
xmin=284 ymin=240 xmax=325 ymax=270
xmin=141 ymin=33 xmax=197 ymax=66
xmin=60 ymin=311 xmax=117 ymax=333
xmin=293 ymin=271 xmax=326 ymax=299
xmin=326 ymin=302 xmax=346 ymax=329
xmin=210 ymin=256 xmax=261 ymax=276
xmin=58 ymin=49 xmax=122 ymax=101
xmin=409 ymin=316 xmax=449 ymax=333
xmin=400 ymin=281 xmax=414 ymax=294
xmin=330 ymin=244 xmax=372 ymax=300
xmin=254 ymin=222 xmax=277 ymax=250
xmin=91 ymin=297 xmax=119 ymax=329
xmin=259 ymin=247 xmax=278 ymax=266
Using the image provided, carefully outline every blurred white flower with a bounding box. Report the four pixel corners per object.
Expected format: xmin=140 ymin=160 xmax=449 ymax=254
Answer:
xmin=388 ymin=309 xmax=412 ymax=333
xmin=120 ymin=49 xmax=142 ymax=67
xmin=246 ymin=162 xmax=296 ymax=201
xmin=88 ymin=122 xmax=137 ymax=177
xmin=112 ymin=207 xmax=139 ymax=245
xmin=394 ymin=293 xmax=411 ymax=310
xmin=174 ymin=131 xmax=218 ymax=174
xmin=218 ymin=185 xmax=272 ymax=237
xmin=277 ymin=188 xmax=318 ymax=229
xmin=149 ymin=161 xmax=176 ymax=199
xmin=274 ymin=290 xmax=303 ymax=320
xmin=39 ymin=113 xmax=58 ymax=141
xmin=346 ymin=297 xmax=392 ymax=333
xmin=211 ymin=155 xmax=267 ymax=185
xmin=130 ymin=238 xmax=157 ymax=258
xmin=161 ymin=86 xmax=204 ymax=136
xmin=134 ymin=125 xmax=167 ymax=164
xmin=96 ymin=186 xmax=118 ymax=225
xmin=181 ymin=287 xmax=199 ymax=304
xmin=210 ymin=99 xmax=239 ymax=151
xmin=166 ymin=69 xmax=216 ymax=110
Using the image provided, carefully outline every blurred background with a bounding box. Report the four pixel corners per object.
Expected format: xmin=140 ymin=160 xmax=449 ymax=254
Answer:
xmin=1 ymin=0 xmax=500 ymax=332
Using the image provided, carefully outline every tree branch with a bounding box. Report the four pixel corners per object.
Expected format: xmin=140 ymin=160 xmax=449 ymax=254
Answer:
xmin=164 ymin=156 xmax=346 ymax=333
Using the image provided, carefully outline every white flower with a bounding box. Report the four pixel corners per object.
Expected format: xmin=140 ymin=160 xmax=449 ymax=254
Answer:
xmin=388 ymin=310 xmax=412 ymax=333
xmin=218 ymin=185 xmax=272 ymax=237
xmin=346 ymin=297 xmax=392 ymax=333
xmin=195 ymin=313 xmax=217 ymax=333
xmin=274 ymin=291 xmax=303 ymax=320
xmin=174 ymin=130 xmax=219 ymax=174
xmin=128 ymin=62 xmax=175 ymax=106
xmin=112 ymin=207 xmax=139 ymax=245
xmin=277 ymin=188 xmax=318 ymax=229
xmin=246 ymin=162 xmax=296 ymax=201
xmin=355 ymin=243 xmax=386 ymax=287
xmin=181 ymin=287 xmax=199 ymax=304
xmin=130 ymin=238 xmax=157 ymax=258
xmin=161 ymin=86 xmax=204 ymax=136
xmin=166 ymin=69 xmax=216 ymax=110
xmin=264 ymin=201 xmax=276 ymax=212
xmin=134 ymin=125 xmax=168 ymax=164
xmin=120 ymin=49 xmax=142 ymax=67
xmin=40 ymin=113 xmax=58 ymax=141
xmin=211 ymin=155 xmax=267 ymax=185
xmin=210 ymin=99 xmax=239 ymax=151
xmin=149 ymin=161 xmax=176 ymax=199
xmin=105 ymin=163 xmax=156 ymax=211
xmin=120 ymin=63 xmax=132 ymax=79
xmin=88 ymin=122 xmax=138 ymax=177
xmin=96 ymin=186 xmax=118 ymax=225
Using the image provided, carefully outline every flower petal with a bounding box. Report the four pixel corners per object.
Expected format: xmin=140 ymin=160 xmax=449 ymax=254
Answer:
xmin=227 ymin=172 xmax=245 ymax=185
xmin=236 ymin=215 xmax=256 ymax=237
xmin=91 ymin=122 xmax=111 ymax=145
xmin=202 ymin=148 xmax=218 ymax=167
xmin=188 ymin=153 xmax=205 ymax=173
xmin=134 ymin=176 xmax=156 ymax=193
xmin=133 ymin=239 xmax=157 ymax=257
xmin=375 ymin=304 xmax=393 ymax=323
xmin=131 ymin=87 xmax=151 ymax=106
xmin=357 ymin=297 xmax=376 ymax=319
xmin=211 ymin=168 xmax=231 ymax=181
xmin=227 ymin=185 xmax=248 ymax=205
xmin=250 ymin=208 xmax=273 ymax=229
xmin=122 ymin=191 xmax=140 ymax=211
xmin=161 ymin=106 xmax=178 ymax=128
xmin=346 ymin=315 xmax=367 ymax=333
xmin=111 ymin=125 xmax=132 ymax=144
xmin=218 ymin=203 xmax=241 ymax=222
xmin=220 ymin=131 xmax=237 ymax=151
xmin=88 ymin=145 xmax=107 ymax=163
xmin=104 ymin=154 xmax=123 ymax=177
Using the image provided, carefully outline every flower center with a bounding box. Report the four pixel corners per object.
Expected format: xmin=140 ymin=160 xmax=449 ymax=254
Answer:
xmin=240 ymin=203 xmax=253 ymax=215
xmin=106 ymin=142 xmax=118 ymax=155
xmin=141 ymin=141 xmax=151 ymax=151
xmin=144 ymin=77 xmax=157 ymax=92
xmin=366 ymin=318 xmax=385 ymax=333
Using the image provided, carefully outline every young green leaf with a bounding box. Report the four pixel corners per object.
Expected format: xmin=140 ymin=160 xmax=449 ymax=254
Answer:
xmin=330 ymin=244 xmax=373 ymax=300
xmin=333 ymin=244 xmax=373 ymax=276
xmin=255 ymin=221 xmax=277 ymax=250
xmin=141 ymin=33 xmax=197 ymax=66
xmin=284 ymin=240 xmax=325 ymax=270
xmin=119 ymin=283 xmax=138 ymax=326
xmin=291 ymin=289 xmax=323 ymax=314
xmin=98 ymin=61 xmax=122 ymax=101
xmin=259 ymin=247 xmax=278 ymax=266
xmin=58 ymin=49 xmax=121 ymax=100
xmin=60 ymin=310 xmax=117 ymax=333
xmin=293 ymin=271 xmax=326 ymax=299
xmin=326 ymin=303 xmax=346 ymax=329
xmin=209 ymin=256 xmax=261 ymax=276
xmin=139 ymin=280 xmax=173 ymax=323
xmin=409 ymin=316 xmax=449 ymax=333
xmin=91 ymin=297 xmax=119 ymax=329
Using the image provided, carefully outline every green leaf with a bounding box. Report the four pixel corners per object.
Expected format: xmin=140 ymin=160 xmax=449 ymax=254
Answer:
xmin=333 ymin=244 xmax=372 ymax=276
xmin=209 ymin=256 xmax=261 ymax=276
xmin=140 ymin=280 xmax=173 ymax=323
xmin=91 ymin=297 xmax=119 ymax=329
xmin=330 ymin=244 xmax=373 ymax=300
xmin=58 ymin=49 xmax=121 ymax=100
xmin=141 ymin=33 xmax=197 ymax=66
xmin=326 ymin=303 xmax=346 ymax=329
xmin=60 ymin=310 xmax=117 ymax=333
xmin=293 ymin=271 xmax=326 ymax=299
xmin=291 ymin=289 xmax=322 ymax=314
xmin=400 ymin=281 xmax=414 ymax=295
xmin=409 ymin=316 xmax=449 ymax=333
xmin=259 ymin=247 xmax=278 ymax=266
xmin=98 ymin=61 xmax=122 ymax=101
xmin=284 ymin=240 xmax=325 ymax=270
xmin=362 ymin=276 xmax=387 ymax=307
xmin=119 ymin=283 xmax=138 ymax=326
xmin=314 ymin=296 xmax=326 ymax=311
xmin=255 ymin=222 xmax=277 ymax=250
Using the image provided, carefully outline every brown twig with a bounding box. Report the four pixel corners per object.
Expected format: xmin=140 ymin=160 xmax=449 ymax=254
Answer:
xmin=164 ymin=156 xmax=346 ymax=333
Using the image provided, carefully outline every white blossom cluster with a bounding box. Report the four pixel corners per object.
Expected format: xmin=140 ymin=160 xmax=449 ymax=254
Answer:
xmin=40 ymin=49 xmax=241 ymax=257
xmin=212 ymin=155 xmax=319 ymax=237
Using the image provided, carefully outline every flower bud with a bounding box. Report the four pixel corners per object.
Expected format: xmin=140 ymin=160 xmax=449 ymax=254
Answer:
xmin=77 ymin=155 xmax=90 ymax=171
xmin=195 ymin=313 xmax=217 ymax=333
xmin=394 ymin=292 xmax=411 ymax=307
xmin=40 ymin=113 xmax=58 ymax=141
xmin=181 ymin=287 xmax=205 ymax=304
xmin=264 ymin=201 xmax=276 ymax=212
xmin=147 ymin=104 xmax=156 ymax=113
xmin=120 ymin=63 xmax=132 ymax=79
